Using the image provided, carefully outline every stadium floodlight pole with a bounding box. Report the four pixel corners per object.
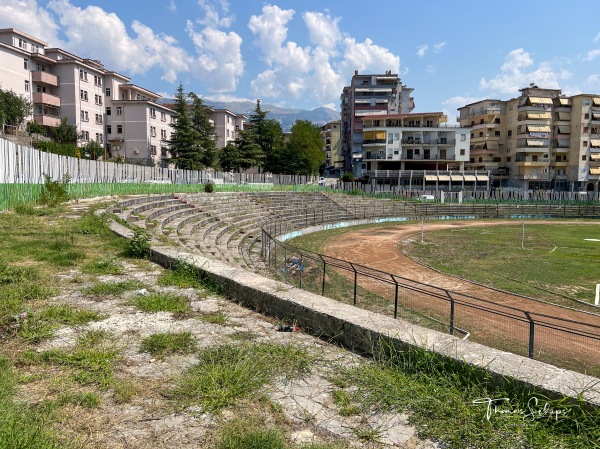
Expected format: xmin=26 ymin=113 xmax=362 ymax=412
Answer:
xmin=522 ymin=220 xmax=525 ymax=249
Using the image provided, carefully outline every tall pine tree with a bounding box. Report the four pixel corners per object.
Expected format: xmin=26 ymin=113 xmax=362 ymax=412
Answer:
xmin=167 ymin=83 xmax=202 ymax=170
xmin=189 ymin=92 xmax=217 ymax=168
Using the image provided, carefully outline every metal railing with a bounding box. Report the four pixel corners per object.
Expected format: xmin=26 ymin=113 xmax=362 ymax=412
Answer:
xmin=258 ymin=205 xmax=600 ymax=373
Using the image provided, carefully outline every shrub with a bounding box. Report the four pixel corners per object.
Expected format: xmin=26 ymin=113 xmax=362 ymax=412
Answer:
xmin=126 ymin=228 xmax=151 ymax=259
xmin=38 ymin=174 xmax=70 ymax=207
xmin=340 ymin=172 xmax=354 ymax=182
xmin=204 ymin=182 xmax=215 ymax=193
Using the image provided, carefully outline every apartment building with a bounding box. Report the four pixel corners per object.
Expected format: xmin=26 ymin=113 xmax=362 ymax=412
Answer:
xmin=321 ymin=120 xmax=342 ymax=170
xmin=340 ymin=70 xmax=415 ymax=174
xmin=210 ymin=109 xmax=246 ymax=148
xmin=459 ymin=85 xmax=600 ymax=192
xmin=359 ymin=112 xmax=473 ymax=187
xmin=0 ymin=28 xmax=176 ymax=166
xmin=104 ymin=73 xmax=175 ymax=166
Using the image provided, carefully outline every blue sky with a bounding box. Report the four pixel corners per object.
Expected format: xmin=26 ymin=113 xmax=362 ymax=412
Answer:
xmin=1 ymin=0 xmax=599 ymax=122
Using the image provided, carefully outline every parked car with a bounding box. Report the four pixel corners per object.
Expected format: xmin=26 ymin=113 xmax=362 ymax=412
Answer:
xmin=418 ymin=194 xmax=435 ymax=201
xmin=144 ymin=177 xmax=172 ymax=184
xmin=318 ymin=177 xmax=326 ymax=186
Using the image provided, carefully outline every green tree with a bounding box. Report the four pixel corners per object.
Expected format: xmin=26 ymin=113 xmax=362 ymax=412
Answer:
xmin=82 ymin=140 xmax=103 ymax=160
xmin=51 ymin=118 xmax=78 ymax=144
xmin=167 ymin=83 xmax=202 ymax=170
xmin=189 ymin=92 xmax=218 ymax=168
xmin=284 ymin=120 xmax=325 ymax=175
xmin=236 ymin=129 xmax=264 ymax=171
xmin=219 ymin=142 xmax=242 ymax=172
xmin=0 ymin=87 xmax=32 ymax=129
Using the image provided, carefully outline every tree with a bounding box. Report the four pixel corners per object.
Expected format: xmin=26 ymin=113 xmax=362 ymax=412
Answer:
xmin=189 ymin=92 xmax=218 ymax=168
xmin=82 ymin=140 xmax=103 ymax=160
xmin=0 ymin=87 xmax=32 ymax=129
xmin=236 ymin=129 xmax=264 ymax=171
xmin=167 ymin=83 xmax=202 ymax=170
xmin=51 ymin=118 xmax=78 ymax=144
xmin=219 ymin=142 xmax=242 ymax=172
xmin=284 ymin=120 xmax=325 ymax=175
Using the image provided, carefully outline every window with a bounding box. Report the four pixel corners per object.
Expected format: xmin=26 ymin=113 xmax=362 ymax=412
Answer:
xmin=582 ymin=155 xmax=587 ymax=161
xmin=584 ymin=99 xmax=591 ymax=106
xmin=80 ymin=110 xmax=89 ymax=122
xmin=95 ymin=114 xmax=102 ymax=124
xmin=460 ymin=149 xmax=465 ymax=156
xmin=506 ymin=157 xmax=511 ymax=162
xmin=585 ymin=113 xmax=590 ymax=120
xmin=508 ymin=130 xmax=512 ymax=138
xmin=96 ymin=133 xmax=103 ymax=143
xmin=460 ymin=134 xmax=466 ymax=142
xmin=95 ymin=94 xmax=102 ymax=105
xmin=150 ymin=108 xmax=156 ymax=119
xmin=79 ymin=69 xmax=88 ymax=81
xmin=150 ymin=126 xmax=156 ymax=137
xmin=18 ymin=38 xmax=26 ymax=49
xmin=106 ymin=107 xmax=111 ymax=116
xmin=470 ymin=133 xmax=474 ymax=138
xmin=31 ymin=45 xmax=38 ymax=53
xmin=117 ymin=125 xmax=123 ymax=134
xmin=161 ymin=112 xmax=166 ymax=121
xmin=94 ymin=75 xmax=102 ymax=87
xmin=24 ymin=80 xmax=30 ymax=92
xmin=80 ymin=90 xmax=88 ymax=101
xmin=495 ymin=131 xmax=501 ymax=136
xmin=23 ymin=58 xmax=28 ymax=69
xmin=83 ymin=131 xmax=89 ymax=141
xmin=116 ymin=106 xmax=122 ymax=116
xmin=105 ymin=88 xmax=111 ymax=97
xmin=161 ymin=129 xmax=167 ymax=139
xmin=583 ymin=140 xmax=588 ymax=147
xmin=151 ymin=145 xmax=157 ymax=155
xmin=479 ymin=132 xmax=483 ymax=137
xmin=494 ymin=118 xmax=500 ymax=124
xmin=107 ymin=125 xmax=112 ymax=134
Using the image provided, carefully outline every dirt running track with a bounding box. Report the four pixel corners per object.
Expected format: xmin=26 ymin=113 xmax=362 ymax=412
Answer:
xmin=322 ymin=220 xmax=600 ymax=371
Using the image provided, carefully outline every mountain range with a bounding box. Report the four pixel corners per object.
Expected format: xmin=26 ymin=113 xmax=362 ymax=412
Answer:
xmin=159 ymin=99 xmax=339 ymax=132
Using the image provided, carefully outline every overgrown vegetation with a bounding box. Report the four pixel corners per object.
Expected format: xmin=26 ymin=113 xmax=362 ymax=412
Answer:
xmin=170 ymin=342 xmax=317 ymax=412
xmin=134 ymin=291 xmax=190 ymax=313
xmin=125 ymin=227 xmax=152 ymax=258
xmin=39 ymin=174 xmax=71 ymax=207
xmin=139 ymin=332 xmax=197 ymax=358
xmin=331 ymin=341 xmax=600 ymax=449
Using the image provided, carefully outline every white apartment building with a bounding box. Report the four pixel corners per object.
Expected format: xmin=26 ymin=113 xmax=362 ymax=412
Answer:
xmin=210 ymin=109 xmax=246 ymax=148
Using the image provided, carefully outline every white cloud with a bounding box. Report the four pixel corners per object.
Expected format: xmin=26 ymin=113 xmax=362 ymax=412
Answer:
xmin=43 ymin=0 xmax=189 ymax=82
xmin=185 ymin=20 xmax=244 ymax=92
xmin=339 ymin=37 xmax=400 ymax=75
xmin=196 ymin=0 xmax=234 ymax=28
xmin=303 ymin=11 xmax=342 ymax=56
xmin=480 ymin=48 xmax=571 ymax=94
xmin=248 ymin=4 xmax=295 ymax=65
xmin=0 ymin=0 xmax=63 ymax=46
xmin=416 ymin=44 xmax=428 ymax=57
xmin=433 ymin=41 xmax=446 ymax=53
xmin=425 ymin=65 xmax=435 ymax=75
xmin=584 ymin=49 xmax=600 ymax=61
xmin=168 ymin=0 xmax=176 ymax=13
xmin=594 ymin=31 xmax=600 ymax=43
xmin=586 ymin=74 xmax=600 ymax=84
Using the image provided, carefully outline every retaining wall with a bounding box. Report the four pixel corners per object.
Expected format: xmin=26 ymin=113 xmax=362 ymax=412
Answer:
xmin=109 ymin=218 xmax=600 ymax=407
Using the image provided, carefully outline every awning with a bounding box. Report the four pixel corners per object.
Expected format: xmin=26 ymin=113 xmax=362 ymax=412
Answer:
xmin=591 ymin=139 xmax=600 ymax=148
xmin=559 ymin=98 xmax=572 ymax=106
xmin=557 ymin=112 xmax=571 ymax=120
xmin=526 ymin=112 xmax=551 ymax=119
xmin=529 ymin=97 xmax=553 ymax=104
xmin=590 ymin=168 xmax=600 ymax=175
xmin=463 ymin=175 xmax=476 ymax=181
xmin=473 ymin=143 xmax=484 ymax=150
xmin=590 ymin=154 xmax=600 ymax=161
xmin=593 ymin=113 xmax=600 ymax=120
xmin=476 ymin=175 xmax=489 ymax=181
xmin=527 ymin=125 xmax=551 ymax=133
xmin=485 ymin=141 xmax=499 ymax=150
xmin=450 ymin=175 xmax=464 ymax=181
xmin=425 ymin=175 xmax=438 ymax=181
xmin=558 ymin=125 xmax=571 ymax=134
xmin=437 ymin=175 xmax=451 ymax=181
xmin=526 ymin=139 xmax=546 ymax=146
xmin=593 ymin=98 xmax=600 ymax=106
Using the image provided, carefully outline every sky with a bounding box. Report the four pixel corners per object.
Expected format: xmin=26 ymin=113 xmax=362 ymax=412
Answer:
xmin=1 ymin=0 xmax=599 ymax=122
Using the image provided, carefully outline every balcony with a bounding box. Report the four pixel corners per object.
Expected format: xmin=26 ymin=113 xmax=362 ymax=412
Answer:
xmin=32 ymin=114 xmax=60 ymax=127
xmin=31 ymin=71 xmax=59 ymax=87
xmin=363 ymin=139 xmax=386 ymax=145
xmin=32 ymin=92 xmax=60 ymax=108
xmin=514 ymin=158 xmax=550 ymax=166
xmin=462 ymin=108 xmax=502 ymax=119
xmin=471 ymin=122 xmax=501 ymax=130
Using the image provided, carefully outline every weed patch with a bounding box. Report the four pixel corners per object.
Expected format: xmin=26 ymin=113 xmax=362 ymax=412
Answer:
xmin=83 ymin=279 xmax=145 ymax=296
xmin=139 ymin=332 xmax=196 ymax=358
xmin=134 ymin=292 xmax=190 ymax=313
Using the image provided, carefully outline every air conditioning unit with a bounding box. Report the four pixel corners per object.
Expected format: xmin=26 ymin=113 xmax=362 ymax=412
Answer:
xmin=134 ymin=150 xmax=139 ymax=154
